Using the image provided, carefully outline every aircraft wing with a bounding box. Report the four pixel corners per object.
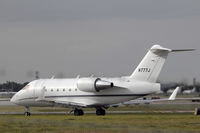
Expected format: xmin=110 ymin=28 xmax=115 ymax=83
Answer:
xmin=36 ymin=98 xmax=88 ymax=108
xmin=49 ymin=99 xmax=87 ymax=108
xmin=116 ymin=87 xmax=180 ymax=106
xmin=173 ymin=98 xmax=200 ymax=101
xmin=35 ymin=87 xmax=88 ymax=108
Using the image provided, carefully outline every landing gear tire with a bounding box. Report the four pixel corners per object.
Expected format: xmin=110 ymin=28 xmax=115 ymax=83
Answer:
xmin=24 ymin=106 xmax=31 ymax=116
xmin=96 ymin=108 xmax=106 ymax=116
xmin=24 ymin=112 xmax=31 ymax=116
xmin=74 ymin=109 xmax=84 ymax=116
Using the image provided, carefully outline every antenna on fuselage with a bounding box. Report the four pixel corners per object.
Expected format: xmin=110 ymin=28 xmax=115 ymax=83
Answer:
xmin=76 ymin=75 xmax=80 ymax=79
xmin=35 ymin=71 xmax=40 ymax=79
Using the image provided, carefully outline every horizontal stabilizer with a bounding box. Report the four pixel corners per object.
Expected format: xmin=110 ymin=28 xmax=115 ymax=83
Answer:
xmin=171 ymin=49 xmax=195 ymax=52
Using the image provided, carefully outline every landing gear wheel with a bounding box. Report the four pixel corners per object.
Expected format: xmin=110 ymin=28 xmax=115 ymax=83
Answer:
xmin=24 ymin=107 xmax=31 ymax=116
xmin=74 ymin=109 xmax=84 ymax=116
xmin=96 ymin=108 xmax=106 ymax=116
xmin=24 ymin=112 xmax=31 ymax=116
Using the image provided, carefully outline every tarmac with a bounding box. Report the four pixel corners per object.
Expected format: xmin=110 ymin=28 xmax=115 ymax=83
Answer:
xmin=0 ymin=100 xmax=197 ymax=115
xmin=0 ymin=110 xmax=194 ymax=115
xmin=0 ymin=101 xmax=15 ymax=106
xmin=1 ymin=99 xmax=200 ymax=107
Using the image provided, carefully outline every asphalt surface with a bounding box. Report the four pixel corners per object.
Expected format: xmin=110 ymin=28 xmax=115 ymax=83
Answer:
xmin=0 ymin=100 xmax=198 ymax=115
xmin=0 ymin=110 xmax=194 ymax=115
xmin=0 ymin=101 xmax=15 ymax=106
xmin=1 ymin=100 xmax=200 ymax=106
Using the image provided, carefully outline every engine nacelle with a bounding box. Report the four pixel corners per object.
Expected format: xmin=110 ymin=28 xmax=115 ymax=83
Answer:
xmin=77 ymin=78 xmax=114 ymax=92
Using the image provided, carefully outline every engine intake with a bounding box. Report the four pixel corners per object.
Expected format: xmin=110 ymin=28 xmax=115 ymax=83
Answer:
xmin=77 ymin=78 xmax=114 ymax=92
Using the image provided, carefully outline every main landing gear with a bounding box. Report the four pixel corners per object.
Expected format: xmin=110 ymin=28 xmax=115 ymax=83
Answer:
xmin=24 ymin=106 xmax=31 ymax=116
xmin=96 ymin=108 xmax=106 ymax=116
xmin=74 ymin=108 xmax=84 ymax=116
xmin=73 ymin=108 xmax=106 ymax=116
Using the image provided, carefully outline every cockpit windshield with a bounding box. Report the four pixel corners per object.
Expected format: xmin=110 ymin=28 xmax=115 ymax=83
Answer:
xmin=22 ymin=85 xmax=30 ymax=90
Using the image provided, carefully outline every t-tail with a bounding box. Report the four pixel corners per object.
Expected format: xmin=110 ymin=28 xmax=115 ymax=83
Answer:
xmin=130 ymin=45 xmax=195 ymax=83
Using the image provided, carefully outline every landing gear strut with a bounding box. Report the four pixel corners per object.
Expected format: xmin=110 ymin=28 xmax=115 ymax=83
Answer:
xmin=74 ymin=109 xmax=84 ymax=116
xmin=24 ymin=106 xmax=31 ymax=116
xmin=96 ymin=108 xmax=106 ymax=116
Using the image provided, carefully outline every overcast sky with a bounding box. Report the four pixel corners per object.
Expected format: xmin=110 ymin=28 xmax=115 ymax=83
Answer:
xmin=0 ymin=0 xmax=200 ymax=84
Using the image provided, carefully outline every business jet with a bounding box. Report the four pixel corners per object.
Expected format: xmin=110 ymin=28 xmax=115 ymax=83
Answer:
xmin=183 ymin=78 xmax=197 ymax=94
xmin=183 ymin=87 xmax=196 ymax=94
xmin=10 ymin=45 xmax=194 ymax=116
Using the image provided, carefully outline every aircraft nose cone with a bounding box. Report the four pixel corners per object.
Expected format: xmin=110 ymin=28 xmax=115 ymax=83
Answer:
xmin=10 ymin=96 xmax=15 ymax=103
xmin=10 ymin=94 xmax=17 ymax=104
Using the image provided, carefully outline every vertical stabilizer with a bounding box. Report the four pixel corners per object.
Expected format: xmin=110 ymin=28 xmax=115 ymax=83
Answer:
xmin=130 ymin=45 xmax=171 ymax=82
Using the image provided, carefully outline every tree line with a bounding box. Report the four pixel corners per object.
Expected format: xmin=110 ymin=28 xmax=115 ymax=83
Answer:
xmin=0 ymin=81 xmax=29 ymax=92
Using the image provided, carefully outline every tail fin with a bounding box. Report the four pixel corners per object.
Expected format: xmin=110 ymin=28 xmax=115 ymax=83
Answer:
xmin=130 ymin=45 xmax=194 ymax=82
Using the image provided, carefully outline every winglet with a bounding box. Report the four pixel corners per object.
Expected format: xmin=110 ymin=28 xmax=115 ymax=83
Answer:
xmin=169 ymin=87 xmax=180 ymax=100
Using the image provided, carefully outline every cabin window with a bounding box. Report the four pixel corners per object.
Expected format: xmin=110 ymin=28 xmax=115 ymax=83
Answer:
xmin=75 ymin=89 xmax=77 ymax=91
xmin=63 ymin=89 xmax=65 ymax=91
xmin=51 ymin=89 xmax=53 ymax=92
xmin=57 ymin=89 xmax=59 ymax=92
xmin=69 ymin=89 xmax=71 ymax=91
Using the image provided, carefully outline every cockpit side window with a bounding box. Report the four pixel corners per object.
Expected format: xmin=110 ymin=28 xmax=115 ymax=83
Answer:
xmin=22 ymin=85 xmax=30 ymax=90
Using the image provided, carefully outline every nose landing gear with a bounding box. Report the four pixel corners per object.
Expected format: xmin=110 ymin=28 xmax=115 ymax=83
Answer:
xmin=24 ymin=106 xmax=31 ymax=116
xmin=24 ymin=112 xmax=31 ymax=116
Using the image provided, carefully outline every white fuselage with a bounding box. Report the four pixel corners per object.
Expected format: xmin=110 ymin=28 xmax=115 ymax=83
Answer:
xmin=11 ymin=77 xmax=160 ymax=108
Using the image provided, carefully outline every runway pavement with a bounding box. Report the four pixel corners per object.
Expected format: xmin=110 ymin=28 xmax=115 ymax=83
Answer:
xmin=0 ymin=100 xmax=198 ymax=115
xmin=0 ymin=101 xmax=15 ymax=106
xmin=0 ymin=110 xmax=194 ymax=115
xmin=1 ymin=99 xmax=200 ymax=106
xmin=1 ymin=100 xmax=200 ymax=106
